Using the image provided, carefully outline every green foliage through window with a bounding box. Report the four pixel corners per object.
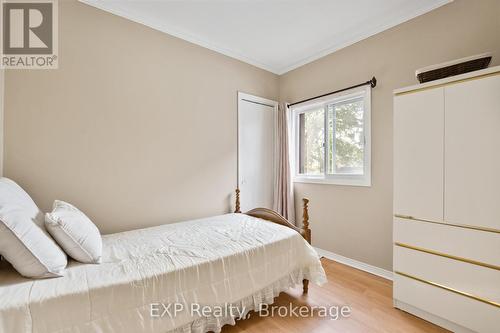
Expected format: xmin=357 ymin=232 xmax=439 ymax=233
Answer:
xmin=329 ymin=99 xmax=364 ymax=175
xmin=297 ymin=97 xmax=365 ymax=176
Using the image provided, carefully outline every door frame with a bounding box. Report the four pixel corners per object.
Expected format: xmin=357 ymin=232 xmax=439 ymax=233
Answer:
xmin=237 ymin=92 xmax=278 ymax=208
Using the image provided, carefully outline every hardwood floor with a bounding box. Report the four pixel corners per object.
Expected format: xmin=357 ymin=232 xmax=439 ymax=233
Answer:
xmin=222 ymin=258 xmax=450 ymax=333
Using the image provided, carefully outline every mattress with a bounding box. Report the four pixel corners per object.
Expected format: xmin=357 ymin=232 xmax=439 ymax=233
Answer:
xmin=0 ymin=213 xmax=326 ymax=333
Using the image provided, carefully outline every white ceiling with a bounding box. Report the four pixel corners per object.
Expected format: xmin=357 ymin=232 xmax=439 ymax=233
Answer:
xmin=80 ymin=0 xmax=452 ymax=75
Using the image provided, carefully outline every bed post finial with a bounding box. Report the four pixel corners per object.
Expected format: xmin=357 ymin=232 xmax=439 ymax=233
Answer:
xmin=302 ymin=198 xmax=311 ymax=294
xmin=235 ymin=188 xmax=241 ymax=213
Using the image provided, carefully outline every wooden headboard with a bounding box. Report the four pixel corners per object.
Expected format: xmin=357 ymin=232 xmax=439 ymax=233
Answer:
xmin=234 ymin=188 xmax=310 ymax=243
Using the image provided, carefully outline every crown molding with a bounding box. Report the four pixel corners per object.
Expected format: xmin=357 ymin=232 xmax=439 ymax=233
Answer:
xmin=80 ymin=0 xmax=452 ymax=75
xmin=277 ymin=0 xmax=452 ymax=74
xmin=79 ymin=0 xmax=278 ymax=74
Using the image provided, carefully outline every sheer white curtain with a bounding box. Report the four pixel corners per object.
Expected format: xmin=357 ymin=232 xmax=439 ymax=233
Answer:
xmin=273 ymin=103 xmax=295 ymax=224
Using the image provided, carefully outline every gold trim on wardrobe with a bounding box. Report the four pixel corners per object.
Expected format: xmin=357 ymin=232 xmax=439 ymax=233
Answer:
xmin=395 ymin=242 xmax=500 ymax=271
xmin=394 ymin=70 xmax=500 ymax=96
xmin=394 ymin=214 xmax=500 ymax=234
xmin=395 ymin=271 xmax=500 ymax=308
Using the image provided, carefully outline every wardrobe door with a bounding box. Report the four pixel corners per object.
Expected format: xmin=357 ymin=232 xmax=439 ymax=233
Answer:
xmin=394 ymin=88 xmax=444 ymax=221
xmin=445 ymin=75 xmax=500 ymax=230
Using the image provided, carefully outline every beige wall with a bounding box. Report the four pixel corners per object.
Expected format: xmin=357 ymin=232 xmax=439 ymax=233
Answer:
xmin=279 ymin=0 xmax=500 ymax=270
xmin=4 ymin=0 xmax=279 ymax=234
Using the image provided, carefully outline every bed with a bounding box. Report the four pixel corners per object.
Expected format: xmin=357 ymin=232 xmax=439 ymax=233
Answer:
xmin=0 ymin=190 xmax=326 ymax=333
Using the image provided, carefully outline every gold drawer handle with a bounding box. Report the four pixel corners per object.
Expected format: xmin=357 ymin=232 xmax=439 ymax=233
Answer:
xmin=394 ymin=214 xmax=500 ymax=234
xmin=395 ymin=271 xmax=500 ymax=308
xmin=395 ymin=242 xmax=500 ymax=271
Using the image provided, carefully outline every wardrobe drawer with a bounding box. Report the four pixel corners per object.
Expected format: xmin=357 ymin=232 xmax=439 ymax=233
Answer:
xmin=394 ymin=274 xmax=500 ymax=333
xmin=394 ymin=217 xmax=500 ymax=267
xmin=394 ymin=246 xmax=500 ymax=304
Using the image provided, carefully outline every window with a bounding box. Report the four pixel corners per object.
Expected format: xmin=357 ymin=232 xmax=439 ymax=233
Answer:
xmin=291 ymin=86 xmax=371 ymax=186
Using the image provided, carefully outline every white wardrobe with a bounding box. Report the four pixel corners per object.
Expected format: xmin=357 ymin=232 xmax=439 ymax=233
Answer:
xmin=393 ymin=66 xmax=500 ymax=333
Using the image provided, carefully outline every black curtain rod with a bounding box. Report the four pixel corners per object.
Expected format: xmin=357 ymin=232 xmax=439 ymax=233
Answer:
xmin=287 ymin=76 xmax=377 ymax=107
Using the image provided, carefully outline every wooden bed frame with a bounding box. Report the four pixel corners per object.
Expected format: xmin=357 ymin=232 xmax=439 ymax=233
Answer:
xmin=234 ymin=188 xmax=311 ymax=294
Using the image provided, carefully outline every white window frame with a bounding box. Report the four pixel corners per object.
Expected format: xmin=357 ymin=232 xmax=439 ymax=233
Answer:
xmin=291 ymin=85 xmax=371 ymax=187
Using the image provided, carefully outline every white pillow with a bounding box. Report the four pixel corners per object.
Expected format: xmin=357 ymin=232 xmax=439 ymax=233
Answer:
xmin=0 ymin=205 xmax=67 ymax=278
xmin=0 ymin=177 xmax=45 ymax=230
xmin=45 ymin=200 xmax=102 ymax=264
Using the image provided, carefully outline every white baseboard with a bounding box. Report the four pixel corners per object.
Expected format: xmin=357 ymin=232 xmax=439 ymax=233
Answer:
xmin=394 ymin=300 xmax=473 ymax=333
xmin=314 ymin=247 xmax=393 ymax=281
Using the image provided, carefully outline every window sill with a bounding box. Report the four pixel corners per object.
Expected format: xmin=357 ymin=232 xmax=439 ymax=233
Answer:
xmin=293 ymin=177 xmax=371 ymax=187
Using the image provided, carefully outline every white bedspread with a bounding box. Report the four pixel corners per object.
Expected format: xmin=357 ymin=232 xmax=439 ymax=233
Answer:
xmin=0 ymin=213 xmax=326 ymax=333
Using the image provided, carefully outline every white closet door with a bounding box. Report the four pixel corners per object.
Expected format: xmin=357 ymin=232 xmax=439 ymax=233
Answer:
xmin=394 ymin=88 xmax=444 ymax=221
xmin=444 ymin=75 xmax=500 ymax=230
xmin=238 ymin=94 xmax=276 ymax=212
